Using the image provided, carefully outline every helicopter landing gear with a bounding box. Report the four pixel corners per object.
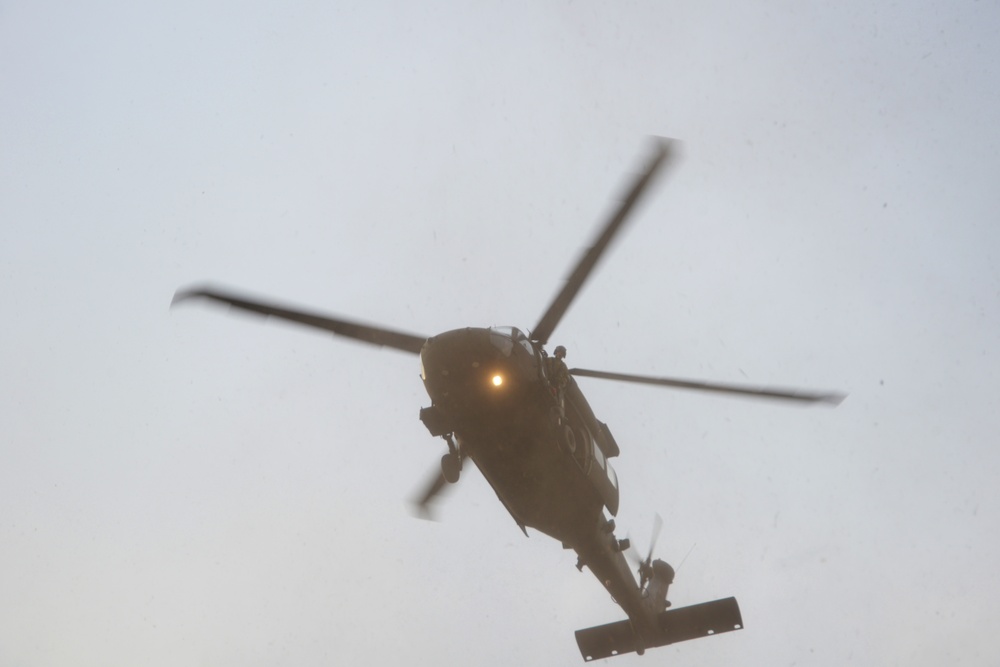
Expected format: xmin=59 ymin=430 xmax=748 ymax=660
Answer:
xmin=441 ymin=433 xmax=462 ymax=483
xmin=441 ymin=453 xmax=461 ymax=483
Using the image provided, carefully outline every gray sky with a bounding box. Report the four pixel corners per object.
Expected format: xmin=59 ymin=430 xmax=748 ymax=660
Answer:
xmin=3 ymin=1 xmax=998 ymax=665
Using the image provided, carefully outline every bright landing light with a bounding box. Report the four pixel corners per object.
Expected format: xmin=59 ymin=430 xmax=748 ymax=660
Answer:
xmin=492 ymin=374 xmax=503 ymax=387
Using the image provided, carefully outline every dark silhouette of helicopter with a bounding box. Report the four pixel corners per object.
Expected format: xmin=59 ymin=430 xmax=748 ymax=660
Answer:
xmin=173 ymin=138 xmax=844 ymax=661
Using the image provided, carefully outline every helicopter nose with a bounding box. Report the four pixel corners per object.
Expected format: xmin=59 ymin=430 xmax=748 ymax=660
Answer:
xmin=420 ymin=328 xmax=513 ymax=409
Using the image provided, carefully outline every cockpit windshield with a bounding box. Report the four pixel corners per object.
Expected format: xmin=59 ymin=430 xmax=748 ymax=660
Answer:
xmin=489 ymin=326 xmax=526 ymax=357
xmin=489 ymin=326 xmax=539 ymax=364
xmin=489 ymin=327 xmax=514 ymax=356
xmin=490 ymin=326 xmax=517 ymax=338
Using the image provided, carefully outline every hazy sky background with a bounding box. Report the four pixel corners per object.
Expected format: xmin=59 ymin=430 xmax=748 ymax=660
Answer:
xmin=3 ymin=1 xmax=998 ymax=665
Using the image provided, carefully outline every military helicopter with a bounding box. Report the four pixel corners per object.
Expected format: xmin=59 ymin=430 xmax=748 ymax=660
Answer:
xmin=173 ymin=138 xmax=844 ymax=661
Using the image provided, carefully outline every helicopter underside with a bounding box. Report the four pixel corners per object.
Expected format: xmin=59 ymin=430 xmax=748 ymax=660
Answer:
xmin=454 ymin=408 xmax=607 ymax=545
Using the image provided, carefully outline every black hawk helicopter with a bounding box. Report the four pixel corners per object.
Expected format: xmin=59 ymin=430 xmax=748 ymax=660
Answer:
xmin=173 ymin=138 xmax=844 ymax=661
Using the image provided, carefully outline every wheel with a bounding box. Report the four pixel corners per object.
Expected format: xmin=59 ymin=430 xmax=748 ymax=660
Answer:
xmin=441 ymin=453 xmax=461 ymax=484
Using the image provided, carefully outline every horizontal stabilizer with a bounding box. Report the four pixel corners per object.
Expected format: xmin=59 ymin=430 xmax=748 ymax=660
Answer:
xmin=575 ymin=597 xmax=742 ymax=661
xmin=575 ymin=617 xmax=638 ymax=661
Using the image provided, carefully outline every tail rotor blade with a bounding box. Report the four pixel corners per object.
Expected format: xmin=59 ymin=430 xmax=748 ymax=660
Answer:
xmin=647 ymin=513 xmax=663 ymax=564
xmin=630 ymin=513 xmax=663 ymax=589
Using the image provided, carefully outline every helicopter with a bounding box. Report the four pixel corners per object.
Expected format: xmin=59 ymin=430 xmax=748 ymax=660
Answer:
xmin=173 ymin=138 xmax=845 ymax=661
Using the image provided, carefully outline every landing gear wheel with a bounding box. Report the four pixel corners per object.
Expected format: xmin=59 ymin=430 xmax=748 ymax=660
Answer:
xmin=441 ymin=453 xmax=461 ymax=484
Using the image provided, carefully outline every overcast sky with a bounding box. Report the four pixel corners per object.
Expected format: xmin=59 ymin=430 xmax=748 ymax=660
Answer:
xmin=3 ymin=1 xmax=999 ymax=665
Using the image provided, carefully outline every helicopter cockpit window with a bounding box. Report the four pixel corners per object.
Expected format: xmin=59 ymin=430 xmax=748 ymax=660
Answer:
xmin=489 ymin=327 xmax=515 ymax=357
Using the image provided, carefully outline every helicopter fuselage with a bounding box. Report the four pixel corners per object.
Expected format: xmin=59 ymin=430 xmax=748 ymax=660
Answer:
xmin=419 ymin=326 xmax=618 ymax=537
xmin=417 ymin=326 xmax=670 ymax=637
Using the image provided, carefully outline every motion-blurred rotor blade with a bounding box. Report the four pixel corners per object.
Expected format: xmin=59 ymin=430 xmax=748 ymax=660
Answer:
xmin=172 ymin=284 xmax=427 ymax=354
xmin=412 ymin=468 xmax=449 ymax=519
xmin=626 ymin=515 xmax=662 ymax=566
xmin=646 ymin=513 xmax=663 ymax=564
xmin=531 ymin=138 xmax=676 ymax=345
xmin=569 ymin=368 xmax=846 ymax=406
xmin=412 ymin=449 xmax=468 ymax=519
xmin=627 ymin=513 xmax=663 ymax=590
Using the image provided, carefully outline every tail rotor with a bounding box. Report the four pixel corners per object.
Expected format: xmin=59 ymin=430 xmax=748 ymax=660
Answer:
xmin=629 ymin=513 xmax=663 ymax=591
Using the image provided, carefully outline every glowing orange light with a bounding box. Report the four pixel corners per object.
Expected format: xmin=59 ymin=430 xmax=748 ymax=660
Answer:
xmin=492 ymin=374 xmax=503 ymax=387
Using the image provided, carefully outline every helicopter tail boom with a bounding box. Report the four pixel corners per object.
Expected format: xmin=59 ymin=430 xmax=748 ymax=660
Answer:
xmin=574 ymin=596 xmax=742 ymax=661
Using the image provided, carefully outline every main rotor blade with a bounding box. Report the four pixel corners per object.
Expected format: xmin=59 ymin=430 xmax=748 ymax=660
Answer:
xmin=569 ymin=368 xmax=846 ymax=406
xmin=412 ymin=450 xmax=468 ymax=519
xmin=531 ymin=138 xmax=676 ymax=345
xmin=413 ymin=469 xmax=448 ymax=519
xmin=173 ymin=285 xmax=427 ymax=354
